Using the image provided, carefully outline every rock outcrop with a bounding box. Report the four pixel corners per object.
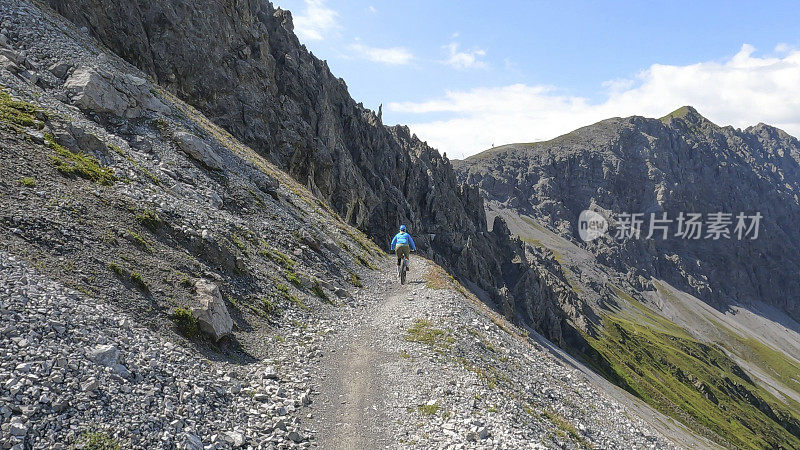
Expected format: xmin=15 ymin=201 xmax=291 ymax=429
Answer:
xmin=64 ymin=66 xmax=169 ymax=118
xmin=455 ymin=107 xmax=800 ymax=323
xmin=174 ymin=131 xmax=224 ymax=170
xmin=192 ymin=279 xmax=233 ymax=341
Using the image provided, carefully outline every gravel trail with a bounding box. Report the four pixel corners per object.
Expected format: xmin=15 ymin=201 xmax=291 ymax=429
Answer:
xmin=309 ymin=259 xmax=405 ymax=449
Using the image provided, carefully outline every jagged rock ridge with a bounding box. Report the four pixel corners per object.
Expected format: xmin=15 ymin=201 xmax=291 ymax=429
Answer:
xmin=43 ymin=0 xmax=575 ymax=342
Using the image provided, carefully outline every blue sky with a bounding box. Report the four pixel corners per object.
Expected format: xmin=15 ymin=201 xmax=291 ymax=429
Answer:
xmin=272 ymin=0 xmax=800 ymax=158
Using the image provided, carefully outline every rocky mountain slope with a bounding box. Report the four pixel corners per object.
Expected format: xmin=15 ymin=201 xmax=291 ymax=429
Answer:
xmin=455 ymin=107 xmax=800 ymax=320
xmin=455 ymin=108 xmax=800 ymax=448
xmin=40 ymin=0 xmax=577 ymax=345
xmin=0 ymin=0 xmax=715 ymax=448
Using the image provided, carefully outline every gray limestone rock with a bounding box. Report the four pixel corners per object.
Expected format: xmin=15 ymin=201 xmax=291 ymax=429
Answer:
xmin=192 ymin=279 xmax=233 ymax=341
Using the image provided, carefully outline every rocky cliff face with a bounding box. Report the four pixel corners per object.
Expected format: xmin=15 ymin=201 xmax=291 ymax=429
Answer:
xmin=42 ymin=0 xmax=574 ymax=342
xmin=454 ymin=107 xmax=800 ymax=322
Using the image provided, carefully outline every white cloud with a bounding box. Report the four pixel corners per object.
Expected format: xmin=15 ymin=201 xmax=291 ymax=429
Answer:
xmin=292 ymin=0 xmax=338 ymax=41
xmin=368 ymin=5 xmax=377 ymax=13
xmin=350 ymin=43 xmax=414 ymax=65
xmin=443 ymin=42 xmax=487 ymax=69
xmin=390 ymin=44 xmax=800 ymax=159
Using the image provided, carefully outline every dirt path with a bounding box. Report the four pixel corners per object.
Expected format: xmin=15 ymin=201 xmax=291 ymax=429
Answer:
xmin=304 ymin=257 xmax=703 ymax=450
xmin=308 ymin=258 xmax=417 ymax=449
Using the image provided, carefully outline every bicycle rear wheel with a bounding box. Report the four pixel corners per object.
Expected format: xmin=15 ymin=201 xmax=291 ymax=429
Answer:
xmin=400 ymin=259 xmax=407 ymax=284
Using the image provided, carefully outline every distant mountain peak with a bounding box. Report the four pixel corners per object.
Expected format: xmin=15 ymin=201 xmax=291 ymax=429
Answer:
xmin=660 ymin=105 xmax=717 ymax=127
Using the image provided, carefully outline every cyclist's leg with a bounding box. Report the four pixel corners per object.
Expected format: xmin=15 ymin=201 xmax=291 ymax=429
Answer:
xmin=400 ymin=246 xmax=410 ymax=267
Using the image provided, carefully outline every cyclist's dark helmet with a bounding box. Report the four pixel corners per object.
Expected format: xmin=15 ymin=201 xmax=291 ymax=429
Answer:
xmin=400 ymin=225 xmax=407 ymax=231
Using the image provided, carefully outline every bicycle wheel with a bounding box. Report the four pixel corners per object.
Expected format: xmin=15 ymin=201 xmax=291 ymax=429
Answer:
xmin=400 ymin=259 xmax=407 ymax=284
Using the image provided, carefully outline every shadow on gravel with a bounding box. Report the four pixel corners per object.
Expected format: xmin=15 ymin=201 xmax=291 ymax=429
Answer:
xmin=195 ymin=336 xmax=259 ymax=365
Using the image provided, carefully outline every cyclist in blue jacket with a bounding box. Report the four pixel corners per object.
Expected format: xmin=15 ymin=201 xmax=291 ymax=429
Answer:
xmin=390 ymin=225 xmax=416 ymax=270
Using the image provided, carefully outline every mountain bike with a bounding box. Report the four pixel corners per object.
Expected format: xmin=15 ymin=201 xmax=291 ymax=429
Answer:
xmin=399 ymin=254 xmax=409 ymax=285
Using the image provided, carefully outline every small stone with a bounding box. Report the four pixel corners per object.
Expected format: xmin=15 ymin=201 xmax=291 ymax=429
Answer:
xmin=263 ymin=366 xmax=278 ymax=380
xmin=179 ymin=433 xmax=202 ymax=450
xmin=9 ymin=420 xmax=27 ymax=437
xmin=87 ymin=344 xmax=119 ymax=366
xmin=287 ymin=431 xmax=304 ymax=443
xmin=220 ymin=431 xmax=245 ymax=448
xmin=81 ymin=378 xmax=99 ymax=392
xmin=52 ymin=399 xmax=68 ymax=413
xmin=48 ymin=61 xmax=71 ymax=79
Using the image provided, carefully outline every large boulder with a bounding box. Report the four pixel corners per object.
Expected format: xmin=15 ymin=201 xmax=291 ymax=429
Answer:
xmin=64 ymin=66 xmax=129 ymax=115
xmin=174 ymin=131 xmax=224 ymax=170
xmin=63 ymin=66 xmax=170 ymax=118
xmin=192 ymin=279 xmax=233 ymax=341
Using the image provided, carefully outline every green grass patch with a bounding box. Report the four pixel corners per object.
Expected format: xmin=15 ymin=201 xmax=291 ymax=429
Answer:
xmin=0 ymin=88 xmax=43 ymax=130
xmin=129 ymin=271 xmax=148 ymax=291
xmin=135 ymin=209 xmax=162 ymax=230
xmin=285 ymin=270 xmax=301 ymax=287
xmin=343 ymin=226 xmax=379 ymax=255
xmin=583 ymin=306 xmax=800 ymax=449
xmin=79 ymin=431 xmax=121 ymax=450
xmin=277 ymin=283 xmax=307 ymax=310
xmin=423 ymin=265 xmax=450 ymax=290
xmin=231 ymin=234 xmax=249 ymax=256
xmin=455 ymin=357 xmax=506 ymax=390
xmin=261 ymin=297 xmax=280 ymax=316
xmin=542 ymin=409 xmax=592 ymax=448
xmin=126 ymin=230 xmax=152 ymax=252
xmin=259 ymin=244 xmax=296 ymax=269
xmin=355 ymin=252 xmax=377 ymax=270
xmin=171 ymin=307 xmax=199 ymax=338
xmin=348 ymin=270 xmax=363 ymax=288
xmin=708 ymin=316 xmax=800 ymax=398
xmin=19 ymin=177 xmax=35 ymax=187
xmin=405 ymin=319 xmax=454 ymax=350
xmin=46 ymin=133 xmax=115 ymax=185
xmin=417 ymin=402 xmax=439 ymax=416
xmin=107 ymin=262 xmax=124 ymax=277
xmin=311 ymin=280 xmax=328 ymax=301
xmin=422 ymin=264 xmax=472 ymax=298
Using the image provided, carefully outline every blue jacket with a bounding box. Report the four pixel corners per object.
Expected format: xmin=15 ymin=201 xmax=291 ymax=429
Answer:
xmin=390 ymin=231 xmax=416 ymax=251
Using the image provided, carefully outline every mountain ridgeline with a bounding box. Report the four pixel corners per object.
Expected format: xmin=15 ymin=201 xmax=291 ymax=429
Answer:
xmin=43 ymin=0 xmax=574 ymax=342
xmin=455 ymin=107 xmax=800 ymax=323
xmin=454 ymin=107 xmax=800 ymax=448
